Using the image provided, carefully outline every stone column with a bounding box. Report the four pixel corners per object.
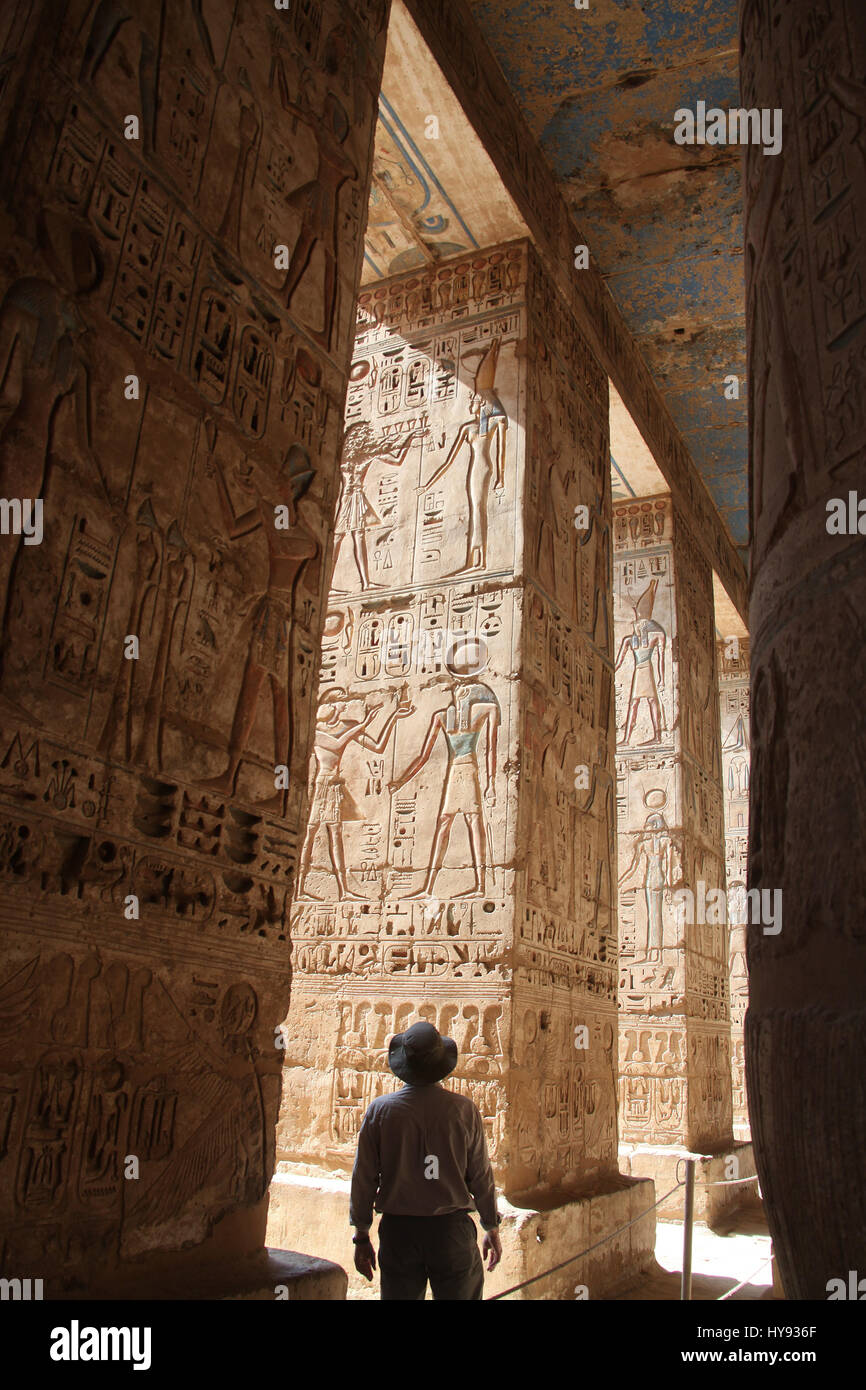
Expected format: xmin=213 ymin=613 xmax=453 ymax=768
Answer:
xmin=0 ymin=0 xmax=389 ymax=1296
xmin=269 ymin=240 xmax=655 ymax=1298
xmin=717 ymin=636 xmax=751 ymax=1143
xmin=741 ymin=0 xmax=866 ymax=1297
xmin=615 ymin=495 xmax=740 ymax=1216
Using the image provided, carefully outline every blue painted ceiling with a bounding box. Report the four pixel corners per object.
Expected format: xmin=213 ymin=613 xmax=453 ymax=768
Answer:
xmin=469 ymin=0 xmax=748 ymax=553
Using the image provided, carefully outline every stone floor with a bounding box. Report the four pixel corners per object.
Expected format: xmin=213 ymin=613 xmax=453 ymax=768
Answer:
xmin=344 ymin=1198 xmax=776 ymax=1300
xmin=611 ymin=1199 xmax=776 ymax=1301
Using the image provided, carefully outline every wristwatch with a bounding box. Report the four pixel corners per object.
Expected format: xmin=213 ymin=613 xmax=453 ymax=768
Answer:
xmin=353 ymin=1233 xmax=372 ymax=1244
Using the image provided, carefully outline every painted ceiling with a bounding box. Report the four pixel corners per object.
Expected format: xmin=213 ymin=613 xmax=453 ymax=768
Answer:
xmin=362 ymin=3 xmax=528 ymax=282
xmin=364 ymin=1 xmax=747 ymax=571
xmin=466 ymin=0 xmax=748 ymax=553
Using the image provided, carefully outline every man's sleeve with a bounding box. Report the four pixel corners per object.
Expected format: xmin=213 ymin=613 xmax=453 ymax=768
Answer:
xmin=349 ymin=1106 xmax=380 ymax=1232
xmin=466 ymin=1106 xmax=499 ymax=1231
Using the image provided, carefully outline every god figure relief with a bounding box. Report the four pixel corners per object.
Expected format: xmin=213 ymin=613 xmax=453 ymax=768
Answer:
xmin=615 ymin=578 xmax=667 ymax=745
xmin=619 ymin=808 xmax=672 ymax=965
xmin=424 ymin=339 xmax=507 ymax=575
xmin=389 ymin=636 xmax=500 ymax=901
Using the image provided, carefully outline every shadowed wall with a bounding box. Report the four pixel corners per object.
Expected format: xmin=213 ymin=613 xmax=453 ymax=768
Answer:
xmin=0 ymin=0 xmax=389 ymax=1295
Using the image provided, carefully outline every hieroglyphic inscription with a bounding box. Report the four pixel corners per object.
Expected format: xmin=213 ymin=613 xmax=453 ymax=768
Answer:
xmin=0 ymin=0 xmax=389 ymax=1287
xmin=278 ymin=241 xmax=620 ymax=1195
xmin=718 ymin=636 xmax=750 ymax=1141
xmin=615 ymin=497 xmax=732 ymax=1150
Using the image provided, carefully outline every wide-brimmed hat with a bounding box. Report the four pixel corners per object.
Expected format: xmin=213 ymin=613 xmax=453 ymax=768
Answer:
xmin=388 ymin=1021 xmax=458 ymax=1085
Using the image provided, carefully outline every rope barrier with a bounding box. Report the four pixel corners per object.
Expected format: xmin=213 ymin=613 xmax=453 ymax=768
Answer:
xmin=486 ymin=1181 xmax=685 ymax=1301
xmin=716 ymin=1255 xmax=773 ymax=1300
xmin=674 ymin=1158 xmax=760 ymax=1188
xmin=485 ymin=1162 xmax=763 ymax=1299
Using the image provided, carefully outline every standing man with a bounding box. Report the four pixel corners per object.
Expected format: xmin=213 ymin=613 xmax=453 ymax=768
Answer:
xmin=272 ymin=71 xmax=358 ymax=354
xmin=350 ymin=1020 xmax=502 ymax=1300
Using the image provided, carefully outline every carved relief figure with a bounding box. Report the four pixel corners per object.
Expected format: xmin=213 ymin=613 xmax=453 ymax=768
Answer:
xmin=389 ymin=636 xmax=500 ymax=899
xmin=425 ymin=340 xmax=506 ymax=574
xmin=203 ymin=441 xmax=318 ymax=797
xmin=528 ymin=701 xmax=573 ymax=906
xmin=272 ymin=69 xmax=358 ymax=353
xmin=580 ymin=730 xmax=617 ymax=947
xmin=0 ymin=221 xmax=111 ymax=680
xmin=619 ymin=808 xmax=672 ymax=964
xmin=297 ymin=686 xmax=414 ymax=900
xmin=579 ymin=495 xmax=611 ymax=652
xmin=745 ymin=152 xmax=816 ymax=552
xmin=530 ymin=346 xmax=570 ymax=604
xmin=332 ymin=422 xmax=421 ymax=591
xmin=615 ymin=579 xmax=666 ymax=744
xmin=98 ymin=499 xmax=193 ymax=768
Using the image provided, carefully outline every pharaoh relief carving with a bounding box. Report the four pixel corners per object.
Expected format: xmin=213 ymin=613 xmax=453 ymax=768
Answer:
xmin=525 ymin=302 xmax=609 ymax=637
xmin=614 ymin=505 xmax=675 ymax=753
xmin=619 ymin=788 xmax=677 ymax=968
xmin=298 ymin=686 xmax=414 ymax=901
xmin=616 ymin=580 xmax=667 ymax=747
xmin=331 ymin=424 xmax=422 ymax=592
xmin=201 ymin=440 xmax=320 ymax=803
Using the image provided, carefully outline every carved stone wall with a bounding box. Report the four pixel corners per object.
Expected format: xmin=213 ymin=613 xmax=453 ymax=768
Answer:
xmin=0 ymin=0 xmax=389 ymax=1293
xmin=615 ymin=496 xmax=732 ymax=1152
xmin=513 ymin=251 xmax=618 ymax=1193
xmin=742 ymin=0 xmax=866 ymax=1298
xmin=277 ymin=238 xmax=619 ymax=1198
xmin=718 ymin=636 xmax=750 ymax=1142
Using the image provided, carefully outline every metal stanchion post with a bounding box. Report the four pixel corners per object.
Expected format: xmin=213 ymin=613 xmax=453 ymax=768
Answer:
xmin=681 ymin=1158 xmax=696 ymax=1301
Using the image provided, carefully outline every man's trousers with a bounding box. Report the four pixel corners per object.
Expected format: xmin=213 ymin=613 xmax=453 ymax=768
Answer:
xmin=378 ymin=1210 xmax=485 ymax=1300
